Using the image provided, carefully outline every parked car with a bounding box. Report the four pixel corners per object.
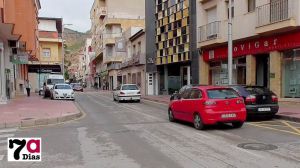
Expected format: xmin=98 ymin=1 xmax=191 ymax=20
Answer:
xmin=230 ymin=85 xmax=279 ymax=118
xmin=44 ymin=74 xmax=65 ymax=98
xmin=70 ymin=83 xmax=83 ymax=92
xmin=113 ymin=84 xmax=141 ymax=102
xmin=168 ymin=86 xmax=247 ymax=130
xmin=50 ymin=84 xmax=75 ymax=101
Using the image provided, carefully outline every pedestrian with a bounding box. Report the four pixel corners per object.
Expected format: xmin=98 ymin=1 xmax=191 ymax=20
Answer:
xmin=25 ymin=79 xmax=31 ymax=97
xmin=106 ymin=81 xmax=109 ymax=90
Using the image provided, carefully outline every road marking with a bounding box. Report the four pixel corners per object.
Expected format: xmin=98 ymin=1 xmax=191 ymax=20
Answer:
xmin=0 ymin=155 xmax=4 ymax=161
xmin=0 ymin=140 xmax=7 ymax=144
xmin=281 ymin=121 xmax=300 ymax=135
xmin=0 ymin=145 xmax=7 ymax=152
xmin=0 ymin=128 xmax=17 ymax=134
xmin=0 ymin=134 xmax=14 ymax=138
xmin=248 ymin=123 xmax=300 ymax=136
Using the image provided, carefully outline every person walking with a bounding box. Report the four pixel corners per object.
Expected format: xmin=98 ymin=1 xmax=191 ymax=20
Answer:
xmin=25 ymin=79 xmax=31 ymax=97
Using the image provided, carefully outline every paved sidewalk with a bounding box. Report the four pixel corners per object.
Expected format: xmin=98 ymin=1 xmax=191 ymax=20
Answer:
xmin=142 ymin=95 xmax=300 ymax=122
xmin=0 ymin=94 xmax=82 ymax=128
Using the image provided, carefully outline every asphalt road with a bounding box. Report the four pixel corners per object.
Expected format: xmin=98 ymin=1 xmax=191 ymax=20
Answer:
xmin=1 ymin=91 xmax=300 ymax=168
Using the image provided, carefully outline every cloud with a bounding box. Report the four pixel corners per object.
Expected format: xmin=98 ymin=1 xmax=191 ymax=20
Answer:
xmin=39 ymin=0 xmax=93 ymax=32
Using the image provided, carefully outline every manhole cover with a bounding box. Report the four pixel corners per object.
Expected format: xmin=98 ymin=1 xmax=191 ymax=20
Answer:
xmin=237 ymin=143 xmax=278 ymax=151
xmin=22 ymin=118 xmax=34 ymax=120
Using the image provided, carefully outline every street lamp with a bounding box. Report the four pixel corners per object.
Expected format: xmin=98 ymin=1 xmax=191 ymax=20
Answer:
xmin=228 ymin=0 xmax=233 ymax=85
xmin=62 ymin=23 xmax=73 ymax=78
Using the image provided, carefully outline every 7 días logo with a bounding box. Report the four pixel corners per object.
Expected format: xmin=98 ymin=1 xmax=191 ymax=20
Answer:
xmin=7 ymin=138 xmax=42 ymax=162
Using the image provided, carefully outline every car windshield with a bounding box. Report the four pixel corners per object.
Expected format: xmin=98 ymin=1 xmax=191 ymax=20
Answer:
xmin=207 ymin=88 xmax=239 ymax=99
xmin=245 ymin=86 xmax=271 ymax=95
xmin=47 ymin=79 xmax=64 ymax=85
xmin=74 ymin=84 xmax=81 ymax=87
xmin=55 ymin=85 xmax=71 ymax=90
xmin=122 ymin=85 xmax=138 ymax=90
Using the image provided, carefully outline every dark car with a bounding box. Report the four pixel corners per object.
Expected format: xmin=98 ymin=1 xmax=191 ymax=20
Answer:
xmin=230 ymin=85 xmax=279 ymax=117
xmin=71 ymin=83 xmax=83 ymax=92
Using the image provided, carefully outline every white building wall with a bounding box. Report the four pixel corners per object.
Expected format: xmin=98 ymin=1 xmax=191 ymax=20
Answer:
xmin=38 ymin=20 xmax=57 ymax=32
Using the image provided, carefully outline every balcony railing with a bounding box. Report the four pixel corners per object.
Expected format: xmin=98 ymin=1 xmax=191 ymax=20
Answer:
xmin=198 ymin=21 xmax=221 ymax=42
xmin=256 ymin=0 xmax=293 ymax=27
xmin=107 ymin=63 xmax=121 ymax=70
xmin=121 ymin=52 xmax=146 ymax=68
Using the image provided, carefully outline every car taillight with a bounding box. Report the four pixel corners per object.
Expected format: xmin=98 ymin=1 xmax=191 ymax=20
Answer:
xmin=120 ymin=92 xmax=125 ymax=95
xmin=137 ymin=91 xmax=141 ymax=94
xmin=203 ymin=101 xmax=216 ymax=106
xmin=236 ymin=99 xmax=244 ymax=104
xmin=245 ymin=95 xmax=256 ymax=105
xmin=272 ymin=95 xmax=278 ymax=103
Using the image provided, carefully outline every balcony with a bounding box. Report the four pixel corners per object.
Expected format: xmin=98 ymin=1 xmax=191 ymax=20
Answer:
xmin=121 ymin=52 xmax=146 ymax=69
xmin=101 ymin=33 xmax=122 ymax=44
xmin=97 ymin=7 xmax=107 ymax=19
xmin=256 ymin=0 xmax=296 ymax=34
xmin=104 ymin=55 xmax=123 ymax=64
xmin=198 ymin=21 xmax=226 ymax=47
xmin=107 ymin=63 xmax=121 ymax=70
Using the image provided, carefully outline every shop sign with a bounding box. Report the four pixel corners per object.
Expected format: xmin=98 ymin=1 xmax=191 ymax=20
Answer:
xmin=203 ymin=31 xmax=300 ymax=61
xmin=10 ymin=53 xmax=29 ymax=64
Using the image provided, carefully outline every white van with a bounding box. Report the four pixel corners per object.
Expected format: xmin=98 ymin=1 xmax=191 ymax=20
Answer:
xmin=44 ymin=74 xmax=65 ymax=97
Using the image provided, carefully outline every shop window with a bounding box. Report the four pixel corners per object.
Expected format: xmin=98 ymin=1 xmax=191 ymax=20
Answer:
xmin=283 ymin=49 xmax=300 ymax=98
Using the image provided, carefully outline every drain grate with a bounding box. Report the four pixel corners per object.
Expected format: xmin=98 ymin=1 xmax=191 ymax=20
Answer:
xmin=238 ymin=143 xmax=278 ymax=151
xmin=21 ymin=118 xmax=34 ymax=120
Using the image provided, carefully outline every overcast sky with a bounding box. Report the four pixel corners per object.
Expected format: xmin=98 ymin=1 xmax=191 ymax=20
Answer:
xmin=39 ymin=0 xmax=94 ymax=32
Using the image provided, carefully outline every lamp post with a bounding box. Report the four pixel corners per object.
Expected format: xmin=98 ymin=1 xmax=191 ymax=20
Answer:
xmin=62 ymin=23 xmax=73 ymax=78
xmin=228 ymin=0 xmax=233 ymax=85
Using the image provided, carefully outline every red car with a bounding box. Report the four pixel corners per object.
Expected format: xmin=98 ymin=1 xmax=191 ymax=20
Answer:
xmin=168 ymin=86 xmax=247 ymax=130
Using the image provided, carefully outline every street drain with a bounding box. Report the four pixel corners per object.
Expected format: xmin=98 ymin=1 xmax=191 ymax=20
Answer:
xmin=22 ymin=118 xmax=34 ymax=120
xmin=237 ymin=143 xmax=278 ymax=151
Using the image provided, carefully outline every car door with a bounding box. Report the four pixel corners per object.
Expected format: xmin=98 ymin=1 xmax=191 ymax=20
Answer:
xmin=186 ymin=89 xmax=204 ymax=122
xmin=176 ymin=88 xmax=192 ymax=121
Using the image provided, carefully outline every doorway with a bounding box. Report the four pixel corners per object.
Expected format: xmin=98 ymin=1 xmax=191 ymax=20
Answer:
xmin=256 ymin=54 xmax=270 ymax=87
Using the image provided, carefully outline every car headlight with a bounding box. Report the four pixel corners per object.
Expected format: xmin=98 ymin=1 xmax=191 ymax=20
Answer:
xmin=71 ymin=91 xmax=74 ymax=94
xmin=54 ymin=91 xmax=58 ymax=94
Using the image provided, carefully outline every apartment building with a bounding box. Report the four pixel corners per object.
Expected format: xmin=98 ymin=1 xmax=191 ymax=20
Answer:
xmin=83 ymin=38 xmax=94 ymax=88
xmin=146 ymin=0 xmax=198 ymax=95
xmin=118 ymin=28 xmax=146 ymax=95
xmin=90 ymin=0 xmax=145 ymax=90
xmin=0 ymin=0 xmax=41 ymax=103
xmin=197 ymin=0 xmax=300 ymax=98
xmin=27 ymin=17 xmax=63 ymax=92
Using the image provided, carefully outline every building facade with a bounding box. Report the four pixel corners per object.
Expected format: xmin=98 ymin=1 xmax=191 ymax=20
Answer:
xmin=0 ymin=0 xmax=41 ymax=103
xmin=197 ymin=0 xmax=300 ymax=98
xmin=119 ymin=28 xmax=146 ymax=95
xmin=90 ymin=0 xmax=145 ymax=90
xmin=146 ymin=0 xmax=198 ymax=95
xmin=28 ymin=17 xmax=63 ymax=93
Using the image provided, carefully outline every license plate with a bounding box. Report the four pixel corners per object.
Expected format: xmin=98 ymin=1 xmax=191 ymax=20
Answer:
xmin=258 ymin=108 xmax=271 ymax=112
xmin=221 ymin=113 xmax=236 ymax=118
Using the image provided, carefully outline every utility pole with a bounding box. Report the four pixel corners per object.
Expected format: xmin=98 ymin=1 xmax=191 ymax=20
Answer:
xmin=228 ymin=0 xmax=233 ymax=85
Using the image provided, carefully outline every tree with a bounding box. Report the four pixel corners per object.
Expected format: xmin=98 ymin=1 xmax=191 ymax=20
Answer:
xmin=64 ymin=70 xmax=70 ymax=80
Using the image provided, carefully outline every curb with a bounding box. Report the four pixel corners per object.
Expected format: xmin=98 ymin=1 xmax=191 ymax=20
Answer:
xmin=275 ymin=115 xmax=300 ymax=123
xmin=142 ymin=98 xmax=169 ymax=105
xmin=0 ymin=103 xmax=84 ymax=129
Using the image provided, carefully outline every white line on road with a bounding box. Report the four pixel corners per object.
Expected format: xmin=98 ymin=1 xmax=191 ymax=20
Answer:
xmin=0 ymin=140 xmax=7 ymax=145
xmin=0 ymin=128 xmax=17 ymax=134
xmin=0 ymin=155 xmax=4 ymax=161
xmin=0 ymin=134 xmax=14 ymax=139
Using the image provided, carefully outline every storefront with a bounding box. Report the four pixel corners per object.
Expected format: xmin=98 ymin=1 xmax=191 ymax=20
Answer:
xmin=201 ymin=30 xmax=300 ymax=98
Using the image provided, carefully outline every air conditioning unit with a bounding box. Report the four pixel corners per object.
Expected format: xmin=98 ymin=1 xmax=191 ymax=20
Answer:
xmin=8 ymin=40 xmax=19 ymax=48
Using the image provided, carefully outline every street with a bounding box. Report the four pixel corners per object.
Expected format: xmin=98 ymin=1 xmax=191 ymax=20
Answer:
xmin=1 ymin=91 xmax=300 ymax=168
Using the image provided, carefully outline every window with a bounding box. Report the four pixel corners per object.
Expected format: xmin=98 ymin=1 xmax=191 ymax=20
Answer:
xmin=207 ymin=89 xmax=239 ymax=99
xmin=43 ymin=48 xmax=51 ymax=57
xmin=248 ymin=0 xmax=255 ymax=12
xmin=138 ymin=42 xmax=141 ymax=54
xmin=121 ymin=85 xmax=138 ymax=90
xmin=133 ymin=45 xmax=136 ymax=56
xmin=190 ymin=89 xmax=202 ymax=99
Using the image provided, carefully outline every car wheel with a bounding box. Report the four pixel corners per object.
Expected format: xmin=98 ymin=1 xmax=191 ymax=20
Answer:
xmin=232 ymin=122 xmax=244 ymax=128
xmin=168 ymin=109 xmax=175 ymax=122
xmin=194 ymin=113 xmax=204 ymax=130
xmin=118 ymin=97 xmax=122 ymax=103
xmin=136 ymin=99 xmax=140 ymax=103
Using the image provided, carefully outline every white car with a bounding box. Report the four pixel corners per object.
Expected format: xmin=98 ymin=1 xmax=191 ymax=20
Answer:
xmin=50 ymin=83 xmax=75 ymax=101
xmin=113 ymin=84 xmax=141 ymax=102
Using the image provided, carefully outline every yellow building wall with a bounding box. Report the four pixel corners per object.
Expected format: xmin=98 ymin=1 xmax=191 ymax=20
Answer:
xmin=39 ymin=41 xmax=62 ymax=63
